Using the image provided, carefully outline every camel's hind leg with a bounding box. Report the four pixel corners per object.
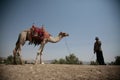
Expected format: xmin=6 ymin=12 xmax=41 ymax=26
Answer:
xmin=13 ymin=49 xmax=17 ymax=64
xmin=17 ymin=44 xmax=24 ymax=64
xmin=13 ymin=43 xmax=20 ymax=64
xmin=13 ymin=44 xmax=23 ymax=65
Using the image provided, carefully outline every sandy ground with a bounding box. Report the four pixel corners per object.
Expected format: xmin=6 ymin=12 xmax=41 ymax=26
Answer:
xmin=0 ymin=64 xmax=120 ymax=80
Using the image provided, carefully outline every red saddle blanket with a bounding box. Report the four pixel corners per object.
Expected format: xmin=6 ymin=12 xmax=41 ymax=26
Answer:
xmin=30 ymin=25 xmax=50 ymax=42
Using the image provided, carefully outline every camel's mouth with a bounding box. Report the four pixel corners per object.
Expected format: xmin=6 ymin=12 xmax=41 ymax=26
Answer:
xmin=65 ymin=33 xmax=69 ymax=36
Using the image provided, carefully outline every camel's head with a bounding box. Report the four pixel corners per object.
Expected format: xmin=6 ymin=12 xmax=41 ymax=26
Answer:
xmin=59 ymin=32 xmax=69 ymax=37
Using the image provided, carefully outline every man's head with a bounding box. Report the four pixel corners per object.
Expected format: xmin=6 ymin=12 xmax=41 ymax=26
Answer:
xmin=95 ymin=37 xmax=99 ymax=40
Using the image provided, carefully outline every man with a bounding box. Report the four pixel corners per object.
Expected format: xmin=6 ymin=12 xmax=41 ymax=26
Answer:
xmin=94 ymin=37 xmax=105 ymax=65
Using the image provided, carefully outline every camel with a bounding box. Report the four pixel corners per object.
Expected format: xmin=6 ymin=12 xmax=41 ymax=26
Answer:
xmin=13 ymin=25 xmax=69 ymax=64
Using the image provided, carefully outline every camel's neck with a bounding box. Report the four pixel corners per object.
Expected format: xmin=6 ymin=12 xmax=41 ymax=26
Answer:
xmin=48 ymin=35 xmax=63 ymax=43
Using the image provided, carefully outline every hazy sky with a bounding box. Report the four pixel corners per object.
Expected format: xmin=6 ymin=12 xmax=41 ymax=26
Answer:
xmin=0 ymin=0 xmax=120 ymax=62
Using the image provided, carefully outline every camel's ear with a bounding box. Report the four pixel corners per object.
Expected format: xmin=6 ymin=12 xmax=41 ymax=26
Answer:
xmin=66 ymin=33 xmax=69 ymax=36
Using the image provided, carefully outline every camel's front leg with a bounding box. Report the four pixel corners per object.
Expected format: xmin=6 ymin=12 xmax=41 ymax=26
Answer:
xmin=35 ymin=42 xmax=45 ymax=64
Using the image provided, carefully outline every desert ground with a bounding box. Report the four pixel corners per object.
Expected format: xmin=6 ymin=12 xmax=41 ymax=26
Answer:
xmin=0 ymin=64 xmax=120 ymax=80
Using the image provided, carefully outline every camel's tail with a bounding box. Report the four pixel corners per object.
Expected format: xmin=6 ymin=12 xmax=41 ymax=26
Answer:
xmin=16 ymin=33 xmax=21 ymax=46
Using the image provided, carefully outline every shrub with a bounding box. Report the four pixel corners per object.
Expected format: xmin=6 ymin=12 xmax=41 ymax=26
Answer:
xmin=4 ymin=55 xmax=13 ymax=64
xmin=109 ymin=56 xmax=120 ymax=65
xmin=51 ymin=59 xmax=59 ymax=64
xmin=59 ymin=58 xmax=66 ymax=64
xmin=4 ymin=54 xmax=22 ymax=64
xmin=51 ymin=53 xmax=82 ymax=65
xmin=65 ymin=54 xmax=79 ymax=64
xmin=114 ymin=56 xmax=120 ymax=65
xmin=90 ymin=61 xmax=98 ymax=65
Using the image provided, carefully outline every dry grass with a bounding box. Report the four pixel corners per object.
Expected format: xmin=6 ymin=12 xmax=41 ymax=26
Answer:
xmin=0 ymin=64 xmax=120 ymax=80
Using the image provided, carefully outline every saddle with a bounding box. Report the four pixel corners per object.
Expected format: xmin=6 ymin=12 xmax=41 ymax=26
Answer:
xmin=29 ymin=25 xmax=51 ymax=45
xmin=31 ymin=25 xmax=44 ymax=38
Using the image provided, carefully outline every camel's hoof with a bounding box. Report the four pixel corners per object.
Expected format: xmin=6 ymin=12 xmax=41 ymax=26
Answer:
xmin=41 ymin=62 xmax=44 ymax=64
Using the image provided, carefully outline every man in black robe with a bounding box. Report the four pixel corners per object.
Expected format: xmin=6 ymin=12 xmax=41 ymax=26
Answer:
xmin=94 ymin=37 xmax=105 ymax=65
